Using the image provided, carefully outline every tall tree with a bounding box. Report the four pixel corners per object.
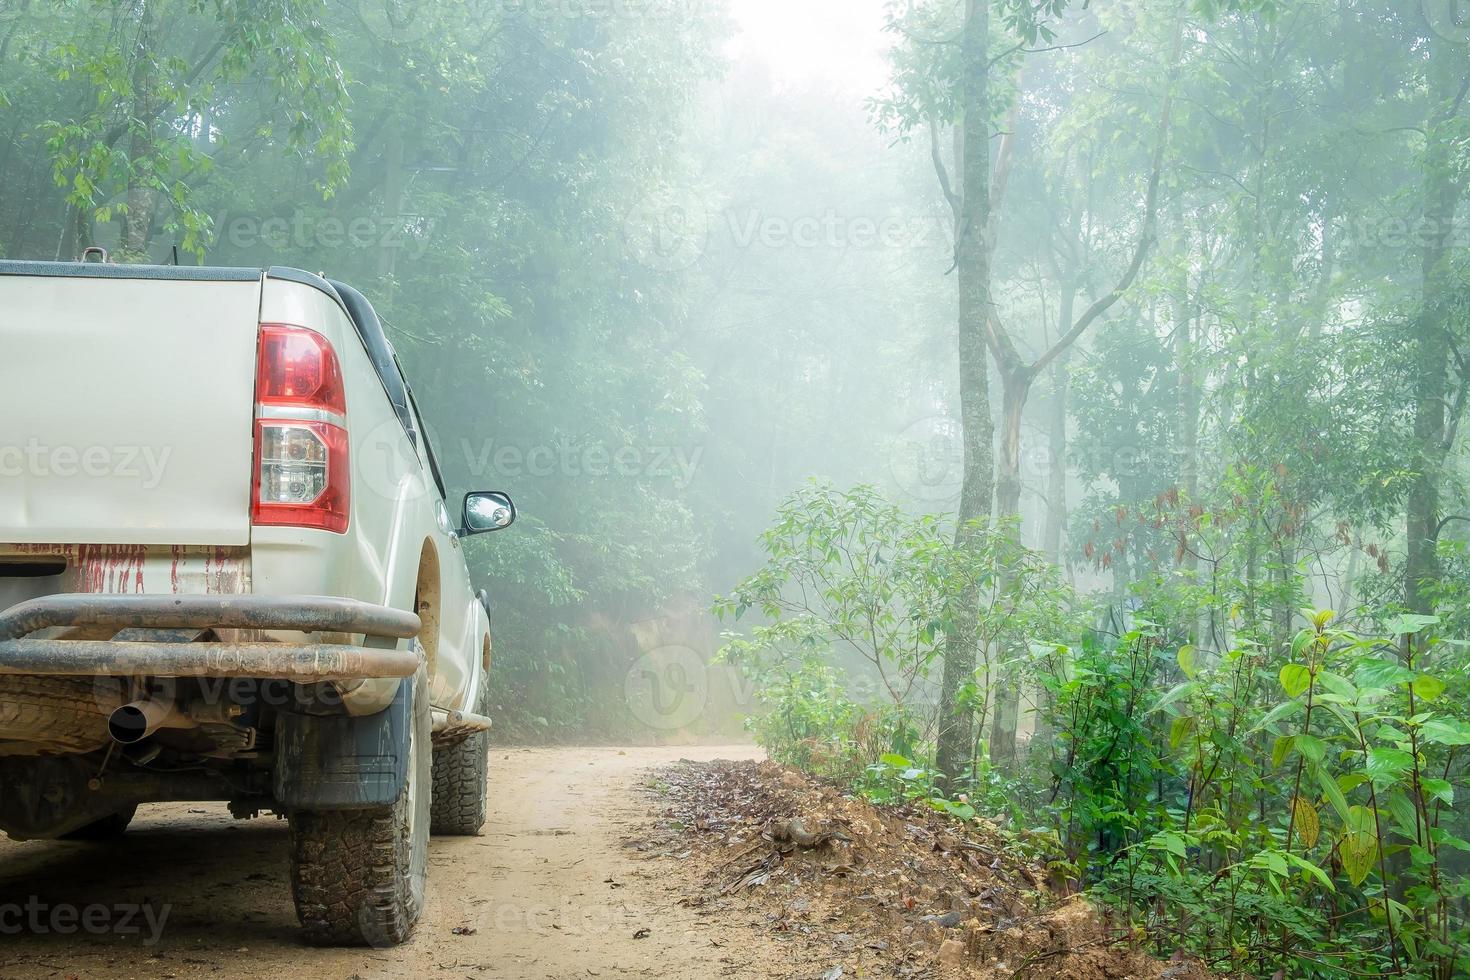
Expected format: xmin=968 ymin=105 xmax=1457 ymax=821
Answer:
xmin=931 ymin=0 xmax=999 ymax=784
xmin=27 ymin=0 xmax=352 ymax=261
xmin=1404 ymin=34 xmax=1468 ymax=620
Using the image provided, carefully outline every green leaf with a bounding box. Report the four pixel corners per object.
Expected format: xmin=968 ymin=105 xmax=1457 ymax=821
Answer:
xmin=1149 ymin=682 xmax=1194 ymax=715
xmin=1353 ymin=658 xmax=1415 ymax=691
xmin=1346 ymin=804 xmax=1378 ymax=835
xmin=1177 ymin=644 xmax=1198 ymax=680
xmin=1149 ymin=831 xmax=1189 ymax=857
xmin=1270 ymin=734 xmax=1293 ymax=775
xmin=879 ymin=753 xmax=911 ymax=768
xmin=1421 ymin=718 xmax=1470 ymax=746
xmin=1272 ymin=735 xmax=1295 ymax=769
xmin=1410 ymin=674 xmax=1446 ymax=702
xmin=930 ymin=798 xmax=976 ymax=820
xmin=1280 ymin=663 xmax=1313 ymax=698
xmin=1318 ymin=769 xmax=1352 ymax=823
xmin=1316 ymin=671 xmax=1357 ymax=700
xmin=1292 ymin=795 xmax=1321 ymax=849
xmin=1341 ymin=831 xmax=1378 ymax=886
xmin=1385 ymin=793 xmax=1418 ymax=839
xmin=1252 ymin=699 xmax=1303 ymax=733
xmin=1169 ymin=714 xmax=1193 ymax=750
xmin=1366 ymin=748 xmax=1415 ymax=782
xmin=1423 ymin=778 xmax=1454 ymax=807
xmin=1283 ymin=851 xmax=1335 ymax=892
xmin=1248 ymin=849 xmax=1288 ymax=876
xmin=1294 ymin=733 xmax=1326 ymax=764
xmin=1384 ymin=614 xmax=1438 ymax=636
xmin=1431 ymin=828 xmax=1470 ymax=852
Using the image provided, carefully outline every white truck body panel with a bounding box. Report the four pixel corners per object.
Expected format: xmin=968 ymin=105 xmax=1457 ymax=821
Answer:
xmin=0 ymin=275 xmax=259 ymax=545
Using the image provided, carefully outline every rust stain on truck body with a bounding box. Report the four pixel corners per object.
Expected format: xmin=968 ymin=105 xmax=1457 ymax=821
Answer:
xmin=0 ymin=544 xmax=250 ymax=596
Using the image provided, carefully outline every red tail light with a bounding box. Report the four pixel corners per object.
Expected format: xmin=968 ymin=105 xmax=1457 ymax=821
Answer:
xmin=252 ymin=324 xmax=350 ymax=534
xmin=256 ymin=323 xmax=347 ymax=414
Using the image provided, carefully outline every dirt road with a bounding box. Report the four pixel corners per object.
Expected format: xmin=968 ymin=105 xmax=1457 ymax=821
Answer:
xmin=0 ymin=745 xmax=799 ymax=980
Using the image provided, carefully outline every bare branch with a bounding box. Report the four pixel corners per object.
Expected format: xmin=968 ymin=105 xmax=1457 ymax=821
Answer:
xmin=987 ymin=40 xmax=1027 ymax=67
xmin=1018 ymin=30 xmax=1107 ymax=57
xmin=987 ymin=111 xmax=1018 ymax=259
xmin=929 ymin=117 xmax=961 ymax=225
xmin=1029 ymin=10 xmax=1185 ymax=379
xmin=986 ymin=310 xmax=1023 ymax=371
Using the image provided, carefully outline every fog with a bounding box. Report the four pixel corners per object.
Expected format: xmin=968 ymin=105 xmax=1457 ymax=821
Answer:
xmin=2 ymin=1 xmax=1468 ymax=972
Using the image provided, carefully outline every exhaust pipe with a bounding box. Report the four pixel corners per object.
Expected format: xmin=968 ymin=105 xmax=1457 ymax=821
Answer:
xmin=107 ymin=698 xmax=198 ymax=745
xmin=430 ymin=707 xmax=493 ymax=745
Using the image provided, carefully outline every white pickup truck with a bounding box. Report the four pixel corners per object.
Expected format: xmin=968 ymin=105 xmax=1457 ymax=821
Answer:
xmin=0 ymin=258 xmax=514 ymax=946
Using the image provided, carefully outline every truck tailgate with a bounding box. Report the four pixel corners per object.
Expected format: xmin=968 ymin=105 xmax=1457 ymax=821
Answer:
xmin=0 ymin=272 xmax=262 ymax=546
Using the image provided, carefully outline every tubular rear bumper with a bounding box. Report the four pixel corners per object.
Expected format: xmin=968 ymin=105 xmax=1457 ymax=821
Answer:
xmin=0 ymin=594 xmax=420 ymax=681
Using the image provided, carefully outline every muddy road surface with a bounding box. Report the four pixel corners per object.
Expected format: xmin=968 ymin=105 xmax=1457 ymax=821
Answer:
xmin=0 ymin=745 xmax=799 ymax=980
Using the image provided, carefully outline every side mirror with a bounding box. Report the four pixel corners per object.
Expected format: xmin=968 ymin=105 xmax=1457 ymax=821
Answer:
xmin=461 ymin=491 xmax=516 ymax=535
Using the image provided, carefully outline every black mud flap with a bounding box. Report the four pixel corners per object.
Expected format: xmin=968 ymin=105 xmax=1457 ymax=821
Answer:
xmin=274 ymin=679 xmax=410 ymax=809
xmin=0 ymin=756 xmax=119 ymax=840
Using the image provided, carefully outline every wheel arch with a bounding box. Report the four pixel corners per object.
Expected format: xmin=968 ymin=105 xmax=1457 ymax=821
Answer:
xmin=412 ymin=538 xmax=441 ymax=679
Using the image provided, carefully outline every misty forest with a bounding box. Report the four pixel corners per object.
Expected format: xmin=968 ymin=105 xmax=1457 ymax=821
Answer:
xmin=3 ymin=0 xmax=1470 ymax=975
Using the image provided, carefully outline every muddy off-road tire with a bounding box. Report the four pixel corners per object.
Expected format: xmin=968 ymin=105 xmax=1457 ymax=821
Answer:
xmin=288 ymin=662 xmax=431 ymax=947
xmin=429 ymin=680 xmax=490 ymax=836
xmin=60 ymin=805 xmax=137 ymax=841
xmin=0 ymin=675 xmax=122 ymax=753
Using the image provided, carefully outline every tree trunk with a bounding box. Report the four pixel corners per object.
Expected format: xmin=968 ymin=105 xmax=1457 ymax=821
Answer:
xmin=995 ymin=367 xmax=1030 ymax=522
xmin=1041 ymin=353 xmax=1071 ymax=564
xmin=1169 ymin=218 xmax=1202 ymax=642
xmin=1404 ymin=49 xmax=1463 ymax=620
xmin=934 ymin=0 xmax=994 ymax=787
xmin=988 ymin=363 xmax=1031 ymax=766
xmin=1033 ymin=299 xmax=1073 ymax=752
xmin=377 ymin=121 xmax=406 ymax=290
xmin=122 ymin=0 xmax=159 ymax=262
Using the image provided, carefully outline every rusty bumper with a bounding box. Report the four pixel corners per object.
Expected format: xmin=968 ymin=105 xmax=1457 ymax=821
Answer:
xmin=0 ymin=594 xmax=420 ymax=681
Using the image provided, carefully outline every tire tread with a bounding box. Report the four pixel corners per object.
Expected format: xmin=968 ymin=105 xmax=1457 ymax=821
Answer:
xmin=429 ymin=682 xmax=490 ymax=836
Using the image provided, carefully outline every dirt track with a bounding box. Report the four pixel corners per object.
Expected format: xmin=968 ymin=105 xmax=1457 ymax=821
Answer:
xmin=0 ymin=745 xmax=792 ymax=980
